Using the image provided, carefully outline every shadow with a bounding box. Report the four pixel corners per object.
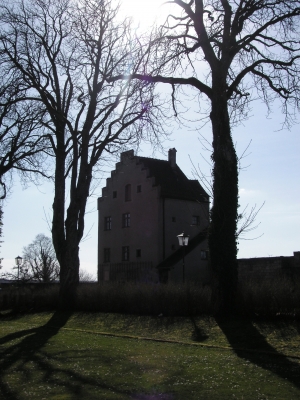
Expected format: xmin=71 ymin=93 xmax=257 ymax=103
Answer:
xmin=190 ymin=316 xmax=209 ymax=342
xmin=216 ymin=317 xmax=300 ymax=389
xmin=0 ymin=312 xmax=143 ymax=399
xmin=0 ymin=311 xmax=72 ymax=399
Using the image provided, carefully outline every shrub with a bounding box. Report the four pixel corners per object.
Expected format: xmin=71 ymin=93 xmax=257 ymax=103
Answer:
xmin=0 ymin=284 xmax=59 ymax=312
xmin=236 ymin=276 xmax=300 ymax=317
xmin=1 ymin=276 xmax=299 ymax=318
xmin=75 ymin=282 xmax=212 ymax=316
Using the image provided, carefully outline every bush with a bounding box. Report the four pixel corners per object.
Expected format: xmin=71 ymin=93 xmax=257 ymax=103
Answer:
xmin=1 ymin=276 xmax=300 ymax=318
xmin=0 ymin=284 xmax=59 ymax=312
xmin=75 ymin=282 xmax=212 ymax=316
xmin=236 ymin=276 xmax=300 ymax=317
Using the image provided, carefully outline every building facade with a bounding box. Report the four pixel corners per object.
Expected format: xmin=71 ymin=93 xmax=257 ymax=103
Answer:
xmin=97 ymin=149 xmax=210 ymax=283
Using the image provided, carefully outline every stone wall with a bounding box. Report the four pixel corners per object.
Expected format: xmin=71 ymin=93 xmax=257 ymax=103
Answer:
xmin=238 ymin=251 xmax=300 ymax=281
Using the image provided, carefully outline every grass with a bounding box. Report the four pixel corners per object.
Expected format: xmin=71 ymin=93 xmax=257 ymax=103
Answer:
xmin=1 ymin=311 xmax=300 ymax=399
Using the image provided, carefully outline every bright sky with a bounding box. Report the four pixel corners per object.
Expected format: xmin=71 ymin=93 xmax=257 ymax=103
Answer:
xmin=119 ymin=0 xmax=169 ymax=27
xmin=1 ymin=1 xmax=300 ymax=277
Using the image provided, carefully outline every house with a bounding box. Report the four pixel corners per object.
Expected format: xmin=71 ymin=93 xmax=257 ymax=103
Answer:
xmin=97 ymin=149 xmax=210 ymax=283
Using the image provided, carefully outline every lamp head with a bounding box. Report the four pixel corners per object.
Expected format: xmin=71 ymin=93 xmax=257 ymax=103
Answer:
xmin=177 ymin=232 xmax=189 ymax=246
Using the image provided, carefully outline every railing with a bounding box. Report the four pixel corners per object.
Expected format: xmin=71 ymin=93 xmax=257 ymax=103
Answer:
xmin=98 ymin=262 xmax=154 ymax=282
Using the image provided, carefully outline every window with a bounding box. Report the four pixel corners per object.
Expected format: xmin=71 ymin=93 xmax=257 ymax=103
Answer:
xmin=113 ymin=191 xmax=117 ymax=198
xmin=125 ymin=184 xmax=131 ymax=201
xmin=136 ymin=249 xmax=141 ymax=258
xmin=122 ymin=246 xmax=130 ymax=261
xmin=137 ymin=185 xmax=142 ymax=193
xmin=172 ymin=217 xmax=176 ymax=222
xmin=192 ymin=215 xmax=200 ymax=225
xmin=201 ymin=250 xmax=208 ymax=260
xmin=104 ymin=216 xmax=112 ymax=231
xmin=171 ymin=244 xmax=176 ymax=251
xmin=122 ymin=212 xmax=130 ymax=228
xmin=104 ymin=248 xmax=110 ymax=263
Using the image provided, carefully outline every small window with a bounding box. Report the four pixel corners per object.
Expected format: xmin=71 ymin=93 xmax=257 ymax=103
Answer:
xmin=201 ymin=250 xmax=208 ymax=260
xmin=136 ymin=249 xmax=141 ymax=258
xmin=122 ymin=246 xmax=130 ymax=261
xmin=104 ymin=248 xmax=110 ymax=263
xmin=192 ymin=215 xmax=200 ymax=226
xmin=125 ymin=184 xmax=131 ymax=201
xmin=104 ymin=216 xmax=112 ymax=231
xmin=171 ymin=244 xmax=176 ymax=251
xmin=113 ymin=191 xmax=117 ymax=198
xmin=172 ymin=217 xmax=176 ymax=222
xmin=122 ymin=212 xmax=130 ymax=228
xmin=137 ymin=185 xmax=142 ymax=193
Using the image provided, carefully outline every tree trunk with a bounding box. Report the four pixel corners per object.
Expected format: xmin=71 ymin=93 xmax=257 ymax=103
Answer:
xmin=57 ymin=164 xmax=92 ymax=310
xmin=209 ymin=84 xmax=239 ymax=316
xmin=58 ymin=239 xmax=80 ymax=310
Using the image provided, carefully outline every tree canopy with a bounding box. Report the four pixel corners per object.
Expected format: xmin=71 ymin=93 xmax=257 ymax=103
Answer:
xmin=0 ymin=68 xmax=51 ymax=199
xmin=22 ymin=234 xmax=60 ymax=283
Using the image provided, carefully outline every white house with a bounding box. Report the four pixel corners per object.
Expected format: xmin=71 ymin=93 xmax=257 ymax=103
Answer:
xmin=97 ymin=149 xmax=210 ymax=283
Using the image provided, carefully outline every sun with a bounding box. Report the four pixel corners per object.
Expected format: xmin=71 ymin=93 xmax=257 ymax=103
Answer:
xmin=118 ymin=0 xmax=170 ymax=29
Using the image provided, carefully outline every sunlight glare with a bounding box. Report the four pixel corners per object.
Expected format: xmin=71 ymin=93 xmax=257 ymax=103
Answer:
xmin=118 ymin=0 xmax=170 ymax=28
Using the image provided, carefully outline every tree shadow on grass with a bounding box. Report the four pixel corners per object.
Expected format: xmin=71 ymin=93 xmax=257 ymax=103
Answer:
xmin=190 ymin=316 xmax=209 ymax=342
xmin=216 ymin=317 xmax=300 ymax=389
xmin=0 ymin=311 xmax=133 ymax=399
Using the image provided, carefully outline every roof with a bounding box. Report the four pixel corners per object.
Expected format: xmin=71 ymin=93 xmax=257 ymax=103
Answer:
xmin=135 ymin=156 xmax=209 ymax=203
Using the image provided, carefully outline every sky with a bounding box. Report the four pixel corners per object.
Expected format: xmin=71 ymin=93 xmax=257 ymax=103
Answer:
xmin=1 ymin=1 xmax=300 ymax=278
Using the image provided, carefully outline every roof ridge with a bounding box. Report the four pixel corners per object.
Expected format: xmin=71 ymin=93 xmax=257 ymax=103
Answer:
xmin=136 ymin=155 xmax=168 ymax=162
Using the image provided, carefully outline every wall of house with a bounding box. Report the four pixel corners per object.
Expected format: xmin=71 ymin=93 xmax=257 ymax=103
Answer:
xmin=161 ymin=197 xmax=209 ymax=283
xmin=98 ymin=152 xmax=161 ymax=281
xmin=163 ymin=197 xmax=209 ymax=259
xmin=168 ymin=246 xmax=211 ymax=284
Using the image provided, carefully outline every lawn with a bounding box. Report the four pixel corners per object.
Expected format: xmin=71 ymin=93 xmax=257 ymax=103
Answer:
xmin=0 ymin=312 xmax=300 ymax=399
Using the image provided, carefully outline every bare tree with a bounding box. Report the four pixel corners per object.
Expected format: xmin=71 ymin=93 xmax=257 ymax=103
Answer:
xmin=0 ymin=234 xmax=58 ymax=282
xmin=0 ymin=74 xmax=51 ymax=199
xmin=79 ymin=269 xmax=96 ymax=282
xmin=110 ymin=0 xmax=300 ymax=314
xmin=0 ymin=0 xmax=166 ymax=307
xmin=22 ymin=234 xmax=60 ymax=283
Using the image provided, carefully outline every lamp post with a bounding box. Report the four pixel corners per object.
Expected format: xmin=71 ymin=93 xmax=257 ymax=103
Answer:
xmin=15 ymin=255 xmax=23 ymax=282
xmin=177 ymin=232 xmax=189 ymax=283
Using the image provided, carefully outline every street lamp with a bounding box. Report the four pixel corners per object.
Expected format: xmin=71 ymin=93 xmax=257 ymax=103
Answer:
xmin=177 ymin=232 xmax=189 ymax=283
xmin=15 ymin=255 xmax=23 ymax=281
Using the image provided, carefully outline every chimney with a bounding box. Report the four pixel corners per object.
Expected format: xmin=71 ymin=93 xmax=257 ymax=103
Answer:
xmin=168 ymin=148 xmax=177 ymax=168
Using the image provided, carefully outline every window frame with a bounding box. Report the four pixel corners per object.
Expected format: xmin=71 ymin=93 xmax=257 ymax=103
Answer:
xmin=136 ymin=249 xmax=141 ymax=258
xmin=104 ymin=216 xmax=112 ymax=231
xmin=104 ymin=248 xmax=111 ymax=263
xmin=125 ymin=184 xmax=131 ymax=201
xmin=201 ymin=250 xmax=208 ymax=260
xmin=122 ymin=246 xmax=130 ymax=261
xmin=192 ymin=215 xmax=200 ymax=226
xmin=122 ymin=212 xmax=130 ymax=228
